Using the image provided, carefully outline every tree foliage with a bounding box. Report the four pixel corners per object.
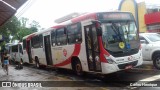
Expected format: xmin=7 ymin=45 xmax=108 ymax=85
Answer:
xmin=0 ymin=16 xmax=20 ymax=44
xmin=0 ymin=16 xmax=41 ymax=47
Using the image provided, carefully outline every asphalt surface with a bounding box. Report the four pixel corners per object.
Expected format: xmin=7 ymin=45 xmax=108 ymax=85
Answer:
xmin=0 ymin=60 xmax=159 ymax=90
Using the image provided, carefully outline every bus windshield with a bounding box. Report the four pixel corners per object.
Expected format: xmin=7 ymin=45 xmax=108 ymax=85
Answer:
xmin=102 ymin=21 xmax=140 ymax=55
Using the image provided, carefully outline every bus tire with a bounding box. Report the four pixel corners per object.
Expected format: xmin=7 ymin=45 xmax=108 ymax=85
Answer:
xmin=35 ymin=57 xmax=40 ymax=68
xmin=74 ymin=60 xmax=83 ymax=76
xmin=153 ymin=54 xmax=160 ymax=70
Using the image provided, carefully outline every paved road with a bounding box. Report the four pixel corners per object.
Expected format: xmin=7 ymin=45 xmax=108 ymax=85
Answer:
xmin=0 ymin=61 xmax=159 ymax=90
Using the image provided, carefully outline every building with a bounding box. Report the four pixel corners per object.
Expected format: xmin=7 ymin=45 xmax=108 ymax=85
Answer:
xmin=119 ymin=0 xmax=160 ymax=33
xmin=145 ymin=4 xmax=160 ymax=32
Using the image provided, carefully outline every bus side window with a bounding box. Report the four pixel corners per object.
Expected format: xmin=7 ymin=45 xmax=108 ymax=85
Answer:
xmin=19 ymin=45 xmax=23 ymax=54
xmin=23 ymin=39 xmax=26 ymax=50
xmin=31 ymin=35 xmax=42 ymax=48
xmin=12 ymin=45 xmax=18 ymax=52
xmin=67 ymin=23 xmax=82 ymax=44
xmin=39 ymin=34 xmax=43 ymax=48
xmin=51 ymin=30 xmax=56 ymax=46
xmin=56 ymin=28 xmax=67 ymax=46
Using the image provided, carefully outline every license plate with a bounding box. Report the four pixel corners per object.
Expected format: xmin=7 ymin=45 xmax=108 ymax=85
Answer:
xmin=125 ymin=65 xmax=132 ymax=69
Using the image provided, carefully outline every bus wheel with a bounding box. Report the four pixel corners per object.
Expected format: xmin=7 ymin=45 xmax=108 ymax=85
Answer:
xmin=153 ymin=54 xmax=160 ymax=70
xmin=74 ymin=61 xmax=83 ymax=76
xmin=35 ymin=57 xmax=40 ymax=68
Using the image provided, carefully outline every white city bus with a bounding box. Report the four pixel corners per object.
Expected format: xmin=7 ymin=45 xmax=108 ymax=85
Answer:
xmin=7 ymin=43 xmax=23 ymax=64
xmin=22 ymin=11 xmax=143 ymax=75
xmin=22 ymin=33 xmax=35 ymax=64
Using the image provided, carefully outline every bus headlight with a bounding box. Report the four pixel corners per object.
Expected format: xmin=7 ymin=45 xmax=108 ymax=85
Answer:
xmin=104 ymin=55 xmax=116 ymax=64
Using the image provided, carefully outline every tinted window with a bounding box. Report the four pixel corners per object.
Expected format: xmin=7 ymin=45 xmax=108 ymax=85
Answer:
xmin=23 ymin=39 xmax=26 ymax=50
xmin=12 ymin=45 xmax=18 ymax=52
xmin=51 ymin=30 xmax=56 ymax=46
xmin=19 ymin=44 xmax=23 ymax=54
xmin=56 ymin=28 xmax=67 ymax=45
xmin=67 ymin=23 xmax=82 ymax=44
xmin=39 ymin=34 xmax=43 ymax=47
xmin=31 ymin=34 xmax=43 ymax=48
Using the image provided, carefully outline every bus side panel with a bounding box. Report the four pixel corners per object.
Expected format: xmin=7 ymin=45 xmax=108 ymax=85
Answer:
xmin=22 ymin=50 xmax=29 ymax=63
xmin=78 ymin=42 xmax=89 ymax=72
xmin=52 ymin=45 xmax=75 ymax=69
xmin=32 ymin=48 xmax=46 ymax=65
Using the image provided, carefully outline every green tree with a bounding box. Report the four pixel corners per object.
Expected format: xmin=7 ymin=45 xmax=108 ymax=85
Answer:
xmin=15 ymin=18 xmax=39 ymax=42
xmin=19 ymin=17 xmax=29 ymax=28
xmin=0 ymin=16 xmax=20 ymax=44
xmin=16 ymin=28 xmax=34 ymax=41
xmin=0 ymin=16 xmax=41 ymax=45
xmin=30 ymin=20 xmax=40 ymax=29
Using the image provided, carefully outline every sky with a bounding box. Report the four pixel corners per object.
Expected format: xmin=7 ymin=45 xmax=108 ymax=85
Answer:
xmin=15 ymin=0 xmax=160 ymax=29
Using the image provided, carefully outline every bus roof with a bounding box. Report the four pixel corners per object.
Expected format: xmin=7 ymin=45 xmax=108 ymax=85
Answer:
xmin=54 ymin=11 xmax=133 ymax=26
xmin=22 ymin=11 xmax=133 ymax=40
xmin=22 ymin=25 xmax=65 ymax=40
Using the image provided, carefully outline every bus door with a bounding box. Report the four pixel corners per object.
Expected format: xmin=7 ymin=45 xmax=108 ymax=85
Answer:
xmin=27 ymin=40 xmax=32 ymax=63
xmin=84 ymin=24 xmax=102 ymax=72
xmin=44 ymin=35 xmax=53 ymax=65
xmin=18 ymin=44 xmax=23 ymax=62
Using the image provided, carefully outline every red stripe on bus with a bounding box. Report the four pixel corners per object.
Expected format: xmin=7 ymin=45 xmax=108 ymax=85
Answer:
xmin=54 ymin=44 xmax=81 ymax=67
xmin=51 ymin=25 xmax=64 ymax=29
xmin=26 ymin=34 xmax=35 ymax=41
xmin=98 ymin=36 xmax=109 ymax=63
